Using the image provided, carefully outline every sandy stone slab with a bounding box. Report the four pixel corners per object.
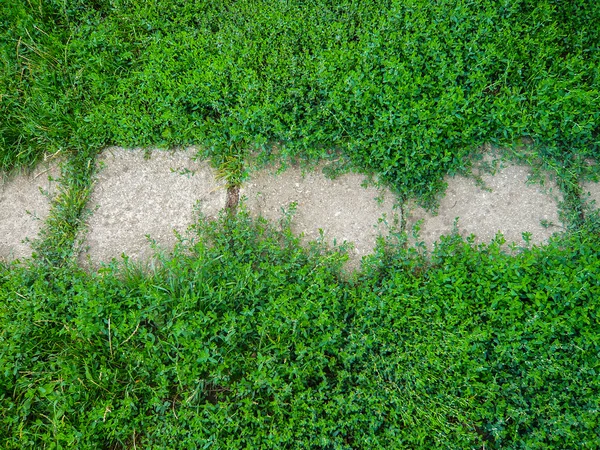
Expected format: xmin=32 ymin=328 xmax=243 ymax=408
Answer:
xmin=582 ymin=181 xmax=600 ymax=209
xmin=0 ymin=162 xmax=60 ymax=261
xmin=405 ymin=162 xmax=562 ymax=250
xmin=242 ymin=165 xmax=399 ymax=268
xmin=79 ymin=147 xmax=225 ymax=268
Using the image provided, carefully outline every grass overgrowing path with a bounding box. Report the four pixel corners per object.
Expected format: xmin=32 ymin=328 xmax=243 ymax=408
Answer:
xmin=2 ymin=0 xmax=600 ymax=447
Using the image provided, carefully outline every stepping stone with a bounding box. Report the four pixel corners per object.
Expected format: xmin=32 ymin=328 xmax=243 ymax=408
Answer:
xmin=405 ymin=161 xmax=563 ymax=250
xmin=0 ymin=162 xmax=60 ymax=261
xmin=242 ymin=164 xmax=399 ymax=269
xmin=582 ymin=180 xmax=600 ymax=209
xmin=79 ymin=147 xmax=225 ymax=269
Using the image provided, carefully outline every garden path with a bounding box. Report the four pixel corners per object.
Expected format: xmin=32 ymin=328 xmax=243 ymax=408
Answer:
xmin=1 ymin=147 xmax=599 ymax=269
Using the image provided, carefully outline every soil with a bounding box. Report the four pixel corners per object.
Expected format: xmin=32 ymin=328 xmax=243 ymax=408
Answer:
xmin=226 ymin=185 xmax=240 ymax=213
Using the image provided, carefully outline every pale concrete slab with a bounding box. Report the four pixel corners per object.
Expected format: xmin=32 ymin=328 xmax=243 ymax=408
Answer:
xmin=0 ymin=162 xmax=60 ymax=261
xmin=241 ymin=164 xmax=400 ymax=269
xmin=582 ymin=181 xmax=600 ymax=209
xmin=79 ymin=147 xmax=226 ymax=269
xmin=405 ymin=161 xmax=563 ymax=250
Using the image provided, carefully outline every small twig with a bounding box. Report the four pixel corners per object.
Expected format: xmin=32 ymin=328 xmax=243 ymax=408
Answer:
xmin=44 ymin=149 xmax=62 ymax=162
xmin=34 ymin=166 xmax=53 ymax=179
xmin=33 ymin=24 xmax=49 ymax=37
xmin=121 ymin=321 xmax=140 ymax=345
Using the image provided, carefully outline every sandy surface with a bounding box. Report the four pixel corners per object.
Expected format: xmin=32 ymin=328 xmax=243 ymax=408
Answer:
xmin=405 ymin=160 xmax=563 ymax=250
xmin=79 ymin=147 xmax=226 ymax=269
xmin=242 ymin=164 xmax=399 ymax=269
xmin=582 ymin=180 xmax=600 ymax=209
xmin=0 ymin=162 xmax=60 ymax=261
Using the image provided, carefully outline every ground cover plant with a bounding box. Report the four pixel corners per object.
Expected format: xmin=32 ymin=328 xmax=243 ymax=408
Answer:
xmin=2 ymin=1 xmax=599 ymax=199
xmin=2 ymin=210 xmax=600 ymax=448
xmin=2 ymin=0 xmax=600 ymax=448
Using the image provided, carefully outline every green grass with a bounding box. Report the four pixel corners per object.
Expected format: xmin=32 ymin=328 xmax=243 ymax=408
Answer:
xmin=2 ymin=1 xmax=599 ymax=199
xmin=2 ymin=0 xmax=600 ymax=447
xmin=2 ymin=210 xmax=600 ymax=448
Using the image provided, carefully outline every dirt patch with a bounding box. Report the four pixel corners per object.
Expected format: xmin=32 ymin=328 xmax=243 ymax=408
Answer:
xmin=225 ymin=185 xmax=240 ymax=213
xmin=79 ymin=147 xmax=226 ymax=269
xmin=0 ymin=162 xmax=60 ymax=261
xmin=405 ymin=159 xmax=563 ymax=250
xmin=241 ymin=164 xmax=399 ymax=270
